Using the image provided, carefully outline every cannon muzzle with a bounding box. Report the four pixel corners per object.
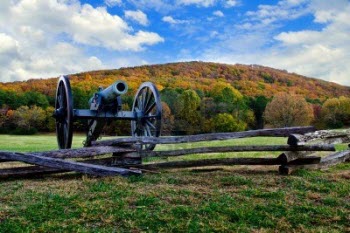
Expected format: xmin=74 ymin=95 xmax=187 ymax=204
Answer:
xmin=100 ymin=80 xmax=128 ymax=103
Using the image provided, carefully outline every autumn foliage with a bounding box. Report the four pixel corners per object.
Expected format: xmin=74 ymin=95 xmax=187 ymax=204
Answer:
xmin=264 ymin=93 xmax=314 ymax=127
xmin=0 ymin=61 xmax=349 ymax=134
xmin=321 ymin=96 xmax=350 ymax=128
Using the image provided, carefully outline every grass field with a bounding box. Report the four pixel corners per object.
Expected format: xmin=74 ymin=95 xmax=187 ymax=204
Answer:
xmin=0 ymin=134 xmax=349 ymax=232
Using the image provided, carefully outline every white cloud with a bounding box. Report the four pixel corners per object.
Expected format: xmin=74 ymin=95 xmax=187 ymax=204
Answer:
xmin=126 ymin=0 xmax=175 ymax=13
xmin=266 ymin=1 xmax=350 ymax=85
xmin=225 ymin=0 xmax=239 ymax=7
xmin=200 ymin=0 xmax=350 ymax=86
xmin=274 ymin=30 xmax=321 ymax=45
xmin=0 ymin=42 xmax=105 ymax=82
xmin=127 ymin=0 xmax=237 ymax=11
xmin=210 ymin=31 xmax=219 ymax=38
xmin=119 ymin=31 xmax=164 ymax=50
xmin=177 ymin=0 xmax=216 ymax=7
xmin=124 ymin=10 xmax=149 ymax=26
xmin=71 ymin=4 xmax=163 ymax=51
xmin=213 ymin=10 xmax=224 ymax=17
xmin=246 ymin=0 xmax=309 ymax=27
xmin=0 ymin=33 xmax=20 ymax=72
xmin=162 ymin=16 xmax=188 ymax=24
xmin=162 ymin=16 xmax=177 ymax=24
xmin=0 ymin=0 xmax=163 ymax=82
xmin=105 ymin=0 xmax=122 ymax=7
xmin=309 ymin=0 xmax=348 ymax=24
xmin=0 ymin=33 xmax=19 ymax=55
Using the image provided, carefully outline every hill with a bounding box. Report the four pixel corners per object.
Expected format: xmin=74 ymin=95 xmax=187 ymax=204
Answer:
xmin=1 ymin=61 xmax=350 ymax=102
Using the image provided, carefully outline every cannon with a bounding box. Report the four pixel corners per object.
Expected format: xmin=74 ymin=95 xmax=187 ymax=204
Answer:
xmin=53 ymin=76 xmax=162 ymax=150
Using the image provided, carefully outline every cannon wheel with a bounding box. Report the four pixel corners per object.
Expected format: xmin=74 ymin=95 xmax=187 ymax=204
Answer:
xmin=131 ymin=82 xmax=162 ymax=151
xmin=54 ymin=76 xmax=73 ymax=149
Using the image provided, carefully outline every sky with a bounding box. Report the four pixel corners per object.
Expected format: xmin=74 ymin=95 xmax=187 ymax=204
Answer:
xmin=0 ymin=0 xmax=349 ymax=86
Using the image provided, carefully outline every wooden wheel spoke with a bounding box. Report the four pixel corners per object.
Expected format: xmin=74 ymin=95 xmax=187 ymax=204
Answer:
xmin=138 ymin=95 xmax=143 ymax=110
xmin=146 ymin=120 xmax=156 ymax=130
xmin=144 ymin=114 xmax=158 ymax=119
xmin=57 ymin=94 xmax=62 ymax=108
xmin=141 ymin=89 xmax=148 ymax=110
xmin=145 ymin=102 xmax=156 ymax=114
xmin=144 ymin=89 xmax=152 ymax=110
xmin=145 ymin=124 xmax=152 ymax=136
xmin=133 ymin=124 xmax=139 ymax=135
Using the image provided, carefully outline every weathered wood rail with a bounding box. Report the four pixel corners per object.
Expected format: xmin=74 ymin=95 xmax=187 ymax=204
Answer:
xmin=140 ymin=145 xmax=335 ymax=158
xmin=0 ymin=151 xmax=140 ymax=177
xmin=92 ymin=126 xmax=317 ymax=146
xmin=0 ymin=126 xmax=349 ymax=178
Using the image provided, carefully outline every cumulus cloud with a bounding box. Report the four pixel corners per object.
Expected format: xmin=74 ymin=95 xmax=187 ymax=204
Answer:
xmin=246 ymin=0 xmax=309 ymax=27
xmin=267 ymin=0 xmax=350 ymax=85
xmin=177 ymin=0 xmax=216 ymax=7
xmin=0 ymin=0 xmax=163 ymax=82
xmin=0 ymin=34 xmax=19 ymax=56
xmin=225 ymin=0 xmax=239 ymax=7
xmin=0 ymin=41 xmax=105 ymax=82
xmin=201 ymin=0 xmax=350 ymax=86
xmin=127 ymin=0 xmax=238 ymax=11
xmin=105 ymin=0 xmax=122 ymax=7
xmin=126 ymin=0 xmax=175 ymax=13
xmin=213 ymin=10 xmax=224 ymax=17
xmin=124 ymin=10 xmax=149 ymax=26
xmin=162 ymin=16 xmax=188 ymax=24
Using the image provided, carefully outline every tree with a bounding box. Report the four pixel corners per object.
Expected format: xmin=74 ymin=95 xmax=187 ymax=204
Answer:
xmin=212 ymin=113 xmax=246 ymax=132
xmin=248 ymin=95 xmax=269 ymax=129
xmin=200 ymin=97 xmax=216 ymax=119
xmin=339 ymin=96 xmax=350 ymax=125
xmin=22 ymin=91 xmax=49 ymax=109
xmin=174 ymin=89 xmax=201 ymax=135
xmin=321 ymin=96 xmax=350 ymax=128
xmin=161 ymin=102 xmax=174 ymax=135
xmin=240 ymin=109 xmax=255 ymax=130
xmin=0 ymin=90 xmax=23 ymax=109
xmin=0 ymin=108 xmax=8 ymax=131
xmin=209 ymin=82 xmax=243 ymax=113
xmin=72 ymin=87 xmax=90 ymax=109
xmin=160 ymin=88 xmax=180 ymax=113
xmin=44 ymin=106 xmax=56 ymax=132
xmin=264 ymin=93 xmax=314 ymax=127
xmin=12 ymin=105 xmax=46 ymax=131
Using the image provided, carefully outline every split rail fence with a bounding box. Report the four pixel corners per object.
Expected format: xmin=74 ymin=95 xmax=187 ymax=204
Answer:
xmin=0 ymin=126 xmax=349 ymax=178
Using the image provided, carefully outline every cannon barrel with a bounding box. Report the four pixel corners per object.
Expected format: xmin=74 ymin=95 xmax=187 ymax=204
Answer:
xmin=99 ymin=80 xmax=128 ymax=103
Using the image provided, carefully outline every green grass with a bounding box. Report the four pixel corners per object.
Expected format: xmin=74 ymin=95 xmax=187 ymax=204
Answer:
xmin=0 ymin=134 xmax=87 ymax=152
xmin=0 ymin=134 xmax=349 ymax=232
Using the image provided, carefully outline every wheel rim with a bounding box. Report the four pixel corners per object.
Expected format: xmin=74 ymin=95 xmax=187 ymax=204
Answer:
xmin=131 ymin=82 xmax=162 ymax=151
xmin=53 ymin=75 xmax=73 ymax=149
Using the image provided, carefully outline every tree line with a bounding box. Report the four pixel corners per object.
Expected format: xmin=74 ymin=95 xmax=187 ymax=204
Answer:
xmin=1 ymin=82 xmax=349 ymax=135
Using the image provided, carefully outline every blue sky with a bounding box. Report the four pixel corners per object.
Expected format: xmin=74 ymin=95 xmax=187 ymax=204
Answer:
xmin=0 ymin=0 xmax=349 ymax=86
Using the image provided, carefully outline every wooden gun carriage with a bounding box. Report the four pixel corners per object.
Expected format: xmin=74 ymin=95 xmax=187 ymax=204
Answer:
xmin=52 ymin=76 xmax=162 ymax=150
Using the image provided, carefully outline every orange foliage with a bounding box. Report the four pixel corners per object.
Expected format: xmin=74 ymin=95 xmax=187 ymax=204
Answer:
xmin=0 ymin=61 xmax=349 ymax=102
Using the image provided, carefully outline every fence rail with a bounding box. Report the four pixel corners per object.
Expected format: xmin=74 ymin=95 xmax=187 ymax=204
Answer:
xmin=0 ymin=126 xmax=349 ymax=178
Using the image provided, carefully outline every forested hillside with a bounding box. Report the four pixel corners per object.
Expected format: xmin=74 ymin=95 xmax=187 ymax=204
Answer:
xmin=1 ymin=61 xmax=350 ymax=135
xmin=1 ymin=61 xmax=350 ymax=100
